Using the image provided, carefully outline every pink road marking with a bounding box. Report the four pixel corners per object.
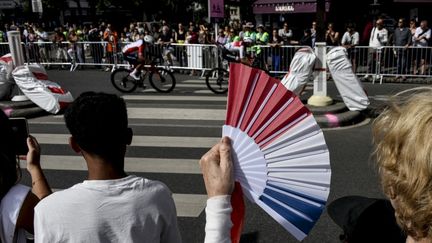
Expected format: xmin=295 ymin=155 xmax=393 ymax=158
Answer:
xmin=2 ymin=108 xmax=13 ymax=117
xmin=325 ymin=113 xmax=339 ymax=127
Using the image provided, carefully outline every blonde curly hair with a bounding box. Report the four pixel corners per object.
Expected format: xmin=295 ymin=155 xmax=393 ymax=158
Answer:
xmin=373 ymin=87 xmax=432 ymax=240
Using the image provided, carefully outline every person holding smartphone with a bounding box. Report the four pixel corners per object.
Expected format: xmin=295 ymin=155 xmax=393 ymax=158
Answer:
xmin=0 ymin=110 xmax=51 ymax=243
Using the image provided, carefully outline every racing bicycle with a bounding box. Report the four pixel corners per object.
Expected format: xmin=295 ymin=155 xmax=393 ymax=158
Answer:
xmin=111 ymin=58 xmax=176 ymax=93
xmin=205 ymin=44 xmax=267 ymax=94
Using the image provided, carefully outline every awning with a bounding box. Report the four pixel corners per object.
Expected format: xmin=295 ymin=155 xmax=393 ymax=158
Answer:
xmin=393 ymin=0 xmax=432 ymax=2
xmin=253 ymin=0 xmax=330 ymax=14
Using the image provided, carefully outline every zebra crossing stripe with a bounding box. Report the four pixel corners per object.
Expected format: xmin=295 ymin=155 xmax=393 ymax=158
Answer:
xmin=126 ymin=107 xmax=226 ymax=120
xmin=181 ymin=80 xmax=207 ymax=84
xmin=122 ymin=95 xmax=227 ymax=101
xmin=33 ymin=133 xmax=220 ymax=148
xmin=52 ymin=108 xmax=225 ymax=120
xmin=193 ymin=90 xmax=222 ymax=94
xmin=172 ymin=194 xmax=208 ymax=217
xmin=172 ymin=83 xmax=210 ymax=88
xmin=20 ymin=155 xmax=202 ymax=174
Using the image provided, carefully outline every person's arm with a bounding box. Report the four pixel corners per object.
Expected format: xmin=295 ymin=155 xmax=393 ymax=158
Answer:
xmin=414 ymin=29 xmax=422 ymax=41
xmin=137 ymin=44 xmax=146 ymax=62
xmin=200 ymin=137 xmax=234 ymax=243
xmin=16 ymin=136 xmax=51 ymax=234
xmin=381 ymin=29 xmax=389 ymax=45
xmin=352 ymin=32 xmax=360 ymax=46
xmin=425 ymin=29 xmax=431 ymax=42
xmin=26 ymin=135 xmax=52 ymax=199
xmin=341 ymin=33 xmax=348 ymax=46
xmin=369 ymin=28 xmax=375 ymax=45
xmin=288 ymin=29 xmax=293 ymax=38
xmin=407 ymin=30 xmax=412 ymax=47
xmin=15 ymin=191 xmax=39 ymax=234
xmin=332 ymin=32 xmax=340 ymax=45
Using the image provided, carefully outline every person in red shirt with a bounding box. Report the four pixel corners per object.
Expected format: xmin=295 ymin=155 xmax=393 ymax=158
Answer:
xmin=122 ymin=34 xmax=147 ymax=80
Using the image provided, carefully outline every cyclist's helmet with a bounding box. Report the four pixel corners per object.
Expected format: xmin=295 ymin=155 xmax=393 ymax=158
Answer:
xmin=144 ymin=34 xmax=154 ymax=45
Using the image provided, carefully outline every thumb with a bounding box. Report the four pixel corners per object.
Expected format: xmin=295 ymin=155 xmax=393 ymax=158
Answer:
xmin=27 ymin=136 xmax=36 ymax=150
xmin=219 ymin=136 xmax=232 ymax=169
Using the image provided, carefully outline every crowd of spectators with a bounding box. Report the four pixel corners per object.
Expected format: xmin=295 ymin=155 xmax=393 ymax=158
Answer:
xmin=0 ymin=17 xmax=430 ymax=76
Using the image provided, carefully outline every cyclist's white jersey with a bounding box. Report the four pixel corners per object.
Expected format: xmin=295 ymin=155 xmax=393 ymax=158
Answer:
xmin=122 ymin=39 xmax=145 ymax=55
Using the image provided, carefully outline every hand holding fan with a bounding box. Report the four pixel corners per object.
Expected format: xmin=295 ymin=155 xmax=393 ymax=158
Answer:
xmin=224 ymin=63 xmax=331 ymax=241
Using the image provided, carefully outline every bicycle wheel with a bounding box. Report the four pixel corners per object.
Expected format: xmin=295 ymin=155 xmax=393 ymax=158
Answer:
xmin=206 ymin=68 xmax=229 ymax=94
xmin=149 ymin=68 xmax=176 ymax=93
xmin=110 ymin=68 xmax=138 ymax=93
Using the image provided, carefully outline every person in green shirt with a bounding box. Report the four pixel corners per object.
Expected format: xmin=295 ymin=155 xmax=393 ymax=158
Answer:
xmin=255 ymin=24 xmax=269 ymax=53
xmin=253 ymin=24 xmax=269 ymax=69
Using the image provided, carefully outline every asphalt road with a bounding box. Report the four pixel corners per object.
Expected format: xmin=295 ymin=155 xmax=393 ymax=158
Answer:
xmin=19 ymin=68 xmax=430 ymax=243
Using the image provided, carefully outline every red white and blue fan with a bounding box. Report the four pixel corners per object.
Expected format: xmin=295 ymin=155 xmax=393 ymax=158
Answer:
xmin=224 ymin=63 xmax=331 ymax=241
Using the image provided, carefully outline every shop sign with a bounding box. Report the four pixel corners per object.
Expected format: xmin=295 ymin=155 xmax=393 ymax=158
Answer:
xmin=275 ymin=5 xmax=295 ymax=12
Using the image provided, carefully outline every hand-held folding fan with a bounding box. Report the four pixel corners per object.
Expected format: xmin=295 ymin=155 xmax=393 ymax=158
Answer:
xmin=224 ymin=63 xmax=331 ymax=241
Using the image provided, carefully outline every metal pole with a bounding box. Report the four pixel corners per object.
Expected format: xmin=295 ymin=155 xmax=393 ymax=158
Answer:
xmin=7 ymin=31 xmax=25 ymax=67
xmin=7 ymin=31 xmax=28 ymax=102
xmin=307 ymin=42 xmax=333 ymax=106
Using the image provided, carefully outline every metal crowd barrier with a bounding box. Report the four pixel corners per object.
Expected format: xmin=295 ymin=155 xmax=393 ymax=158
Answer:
xmin=1 ymin=41 xmax=431 ymax=83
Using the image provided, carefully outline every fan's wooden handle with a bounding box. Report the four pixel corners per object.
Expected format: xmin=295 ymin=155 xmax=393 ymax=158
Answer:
xmin=231 ymin=181 xmax=245 ymax=243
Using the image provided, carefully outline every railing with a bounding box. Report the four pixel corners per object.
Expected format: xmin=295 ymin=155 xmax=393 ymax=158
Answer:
xmin=1 ymin=41 xmax=431 ymax=83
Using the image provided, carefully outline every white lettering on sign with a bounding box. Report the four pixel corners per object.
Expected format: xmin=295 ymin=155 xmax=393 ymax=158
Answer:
xmin=0 ymin=0 xmax=16 ymax=9
xmin=275 ymin=5 xmax=294 ymax=12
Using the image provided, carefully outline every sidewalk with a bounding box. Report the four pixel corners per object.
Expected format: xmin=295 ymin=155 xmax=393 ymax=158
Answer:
xmin=0 ymin=99 xmax=47 ymax=118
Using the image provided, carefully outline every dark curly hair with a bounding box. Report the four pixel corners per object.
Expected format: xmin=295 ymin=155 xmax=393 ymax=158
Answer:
xmin=0 ymin=110 xmax=21 ymax=200
xmin=64 ymin=92 xmax=130 ymax=164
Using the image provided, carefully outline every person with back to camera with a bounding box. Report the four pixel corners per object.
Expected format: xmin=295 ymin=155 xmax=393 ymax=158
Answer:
xmin=0 ymin=110 xmax=51 ymax=243
xmin=373 ymin=87 xmax=432 ymax=243
xmin=33 ymin=92 xmax=181 ymax=243
xmin=328 ymin=87 xmax=432 ymax=243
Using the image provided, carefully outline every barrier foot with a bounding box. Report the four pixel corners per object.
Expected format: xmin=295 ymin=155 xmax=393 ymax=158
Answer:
xmin=307 ymin=95 xmax=333 ymax=107
xmin=12 ymin=95 xmax=29 ymax=102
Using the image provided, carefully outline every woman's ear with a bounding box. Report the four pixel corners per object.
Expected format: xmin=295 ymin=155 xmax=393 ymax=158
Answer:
xmin=69 ymin=136 xmax=81 ymax=153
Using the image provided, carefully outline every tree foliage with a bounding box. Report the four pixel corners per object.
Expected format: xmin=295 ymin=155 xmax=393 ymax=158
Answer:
xmin=38 ymin=0 xmax=229 ymax=24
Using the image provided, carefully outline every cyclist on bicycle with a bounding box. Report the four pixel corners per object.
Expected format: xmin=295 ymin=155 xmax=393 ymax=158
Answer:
xmin=122 ymin=34 xmax=149 ymax=80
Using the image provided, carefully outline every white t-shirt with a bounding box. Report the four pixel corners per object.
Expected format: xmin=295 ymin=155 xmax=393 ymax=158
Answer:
xmin=414 ymin=27 xmax=431 ymax=47
xmin=341 ymin=31 xmax=359 ymax=46
xmin=0 ymin=184 xmax=30 ymax=243
xmin=34 ymin=175 xmax=181 ymax=243
xmin=369 ymin=27 xmax=388 ymax=47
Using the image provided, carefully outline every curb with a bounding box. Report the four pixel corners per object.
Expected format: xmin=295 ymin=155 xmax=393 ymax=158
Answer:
xmin=306 ymin=101 xmax=367 ymax=129
xmin=0 ymin=100 xmax=47 ymax=118
xmin=315 ymin=110 xmax=364 ymax=128
xmin=306 ymin=102 xmax=347 ymax=115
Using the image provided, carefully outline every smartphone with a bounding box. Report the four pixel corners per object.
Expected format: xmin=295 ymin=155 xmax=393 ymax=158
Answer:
xmin=9 ymin=118 xmax=29 ymax=155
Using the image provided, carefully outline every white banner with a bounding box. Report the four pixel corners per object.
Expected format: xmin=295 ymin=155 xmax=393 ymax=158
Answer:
xmin=32 ymin=0 xmax=43 ymax=13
